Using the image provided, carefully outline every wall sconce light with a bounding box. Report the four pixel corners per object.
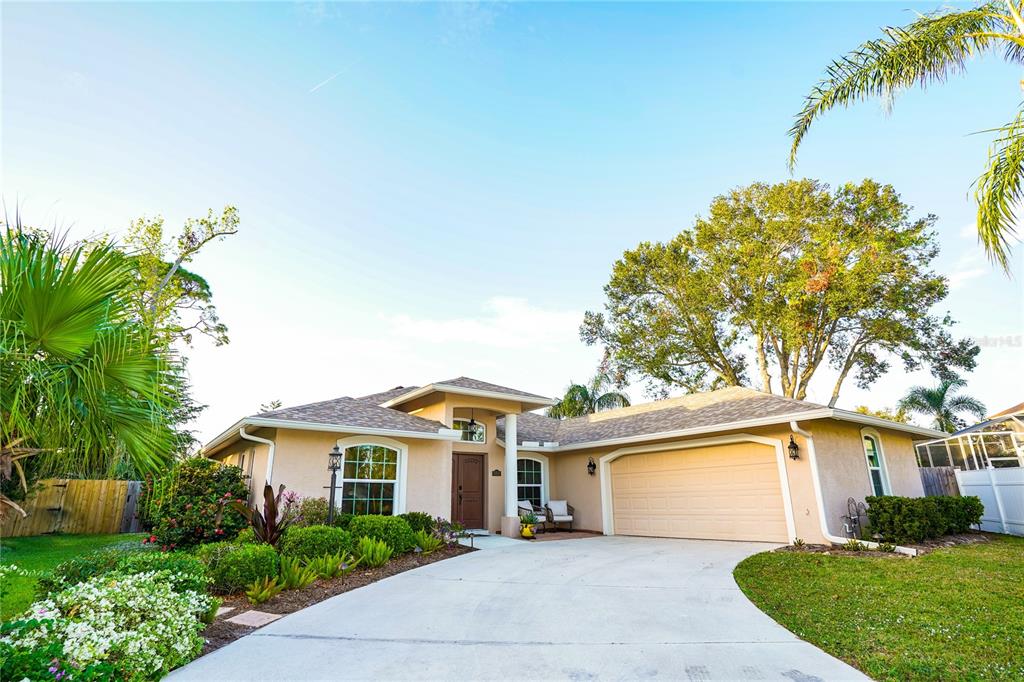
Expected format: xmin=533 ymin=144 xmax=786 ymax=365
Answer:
xmin=788 ymin=435 xmax=800 ymax=460
xmin=587 ymin=457 xmax=597 ymax=476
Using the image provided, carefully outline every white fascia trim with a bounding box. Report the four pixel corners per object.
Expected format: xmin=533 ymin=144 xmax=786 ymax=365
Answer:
xmin=598 ymin=434 xmax=798 ymax=542
xmin=498 ymin=409 xmax=944 ymax=454
xmin=380 ymin=383 xmax=556 ymax=409
xmin=203 ymin=417 xmax=461 ymax=454
xmin=827 ymin=409 xmax=946 ymax=439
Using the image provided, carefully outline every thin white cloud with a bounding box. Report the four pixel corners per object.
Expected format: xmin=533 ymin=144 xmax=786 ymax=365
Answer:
xmin=308 ymin=70 xmax=344 ymax=94
xmin=948 ymin=267 xmax=987 ymax=290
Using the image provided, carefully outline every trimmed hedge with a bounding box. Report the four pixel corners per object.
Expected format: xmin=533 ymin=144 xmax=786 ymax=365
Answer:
xmin=196 ymin=542 xmax=279 ymax=594
xmin=279 ymin=525 xmax=353 ymax=560
xmin=35 ymin=546 xmax=147 ymax=598
xmin=398 ymin=512 xmax=435 ymax=534
xmin=865 ymin=495 xmax=984 ymax=543
xmin=349 ymin=515 xmax=416 ymax=553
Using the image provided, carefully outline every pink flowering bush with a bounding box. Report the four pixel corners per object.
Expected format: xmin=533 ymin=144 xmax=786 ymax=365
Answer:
xmin=147 ymin=458 xmax=249 ymax=550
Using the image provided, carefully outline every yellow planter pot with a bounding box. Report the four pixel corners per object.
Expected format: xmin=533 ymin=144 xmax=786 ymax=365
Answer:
xmin=520 ymin=524 xmax=536 ymax=539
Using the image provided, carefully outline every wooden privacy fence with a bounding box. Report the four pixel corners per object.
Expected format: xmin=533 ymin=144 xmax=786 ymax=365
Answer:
xmin=1 ymin=479 xmax=142 ymax=538
xmin=919 ymin=466 xmax=960 ymax=497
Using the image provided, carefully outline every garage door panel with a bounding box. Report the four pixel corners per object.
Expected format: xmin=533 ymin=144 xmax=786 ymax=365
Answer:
xmin=611 ymin=443 xmax=788 ymax=543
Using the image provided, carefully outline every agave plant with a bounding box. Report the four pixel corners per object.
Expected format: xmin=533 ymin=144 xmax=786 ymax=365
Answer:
xmin=221 ymin=483 xmax=294 ymax=547
xmin=0 ymin=224 xmax=176 ymax=517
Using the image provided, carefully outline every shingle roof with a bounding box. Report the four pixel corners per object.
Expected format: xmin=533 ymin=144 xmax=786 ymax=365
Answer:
xmin=498 ymin=387 xmax=824 ymax=446
xmin=357 ymin=386 xmax=419 ymax=405
xmin=432 ymin=377 xmax=552 ymax=402
xmin=257 ymin=397 xmax=446 ymax=433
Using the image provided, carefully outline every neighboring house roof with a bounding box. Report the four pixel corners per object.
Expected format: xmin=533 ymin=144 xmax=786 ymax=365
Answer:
xmin=498 ymin=386 xmax=945 ymax=449
xmin=989 ymin=401 xmax=1024 ymax=419
xmin=380 ymin=376 xmax=555 ymax=409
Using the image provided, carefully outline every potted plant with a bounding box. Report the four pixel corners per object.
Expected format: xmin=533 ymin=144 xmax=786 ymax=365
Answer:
xmin=520 ymin=512 xmax=538 ymax=539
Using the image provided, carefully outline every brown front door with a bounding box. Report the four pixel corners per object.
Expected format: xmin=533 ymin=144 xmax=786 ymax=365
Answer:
xmin=452 ymin=453 xmax=485 ymax=529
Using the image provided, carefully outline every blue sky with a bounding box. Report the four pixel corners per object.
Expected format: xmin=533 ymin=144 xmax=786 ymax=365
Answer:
xmin=3 ymin=1 xmax=1021 ymax=444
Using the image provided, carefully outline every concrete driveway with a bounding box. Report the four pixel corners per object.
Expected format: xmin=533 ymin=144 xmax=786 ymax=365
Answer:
xmin=172 ymin=536 xmax=867 ymax=681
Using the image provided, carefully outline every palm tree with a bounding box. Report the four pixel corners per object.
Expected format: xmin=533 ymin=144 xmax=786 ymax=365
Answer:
xmin=0 ymin=226 xmax=176 ymax=516
xmin=898 ymin=378 xmax=987 ymax=433
xmin=789 ymin=1 xmax=1022 ymax=270
xmin=547 ymin=373 xmax=631 ymax=419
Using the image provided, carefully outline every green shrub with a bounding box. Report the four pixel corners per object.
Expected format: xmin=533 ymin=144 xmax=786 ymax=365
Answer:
xmin=7 ymin=571 xmax=213 ymax=680
xmin=413 ymin=529 xmax=444 ymax=554
xmin=349 ymin=515 xmax=416 ymax=553
xmin=115 ymin=551 xmax=210 ymax=595
xmin=279 ymin=525 xmax=353 ymax=560
xmin=279 ymin=556 xmax=318 ymax=590
xmin=236 ymin=527 xmax=257 ymax=544
xmin=332 ymin=512 xmax=354 ymax=530
xmin=297 ymin=497 xmax=328 ymax=526
xmin=399 ymin=512 xmax=436 ymax=534
xmin=196 ymin=542 xmax=279 ymax=594
xmin=866 ymin=495 xmax=984 ymax=543
xmin=148 ymin=457 xmax=249 ymax=550
xmin=245 ymin=576 xmax=284 ymax=605
xmin=305 ymin=552 xmax=359 ymax=580
xmin=35 ymin=546 xmax=146 ymax=598
xmin=354 ymin=536 xmax=393 ymax=567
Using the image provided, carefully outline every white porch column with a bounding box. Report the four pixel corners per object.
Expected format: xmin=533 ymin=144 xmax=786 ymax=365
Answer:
xmin=501 ymin=413 xmax=520 ymax=536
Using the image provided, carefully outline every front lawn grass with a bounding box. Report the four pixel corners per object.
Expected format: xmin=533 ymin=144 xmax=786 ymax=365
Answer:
xmin=734 ymin=534 xmax=1024 ymax=681
xmin=0 ymin=533 xmax=145 ymax=618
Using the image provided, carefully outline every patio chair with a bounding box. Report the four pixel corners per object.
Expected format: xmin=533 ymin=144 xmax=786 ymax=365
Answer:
xmin=518 ymin=500 xmax=550 ymax=533
xmin=546 ymin=500 xmax=574 ymax=532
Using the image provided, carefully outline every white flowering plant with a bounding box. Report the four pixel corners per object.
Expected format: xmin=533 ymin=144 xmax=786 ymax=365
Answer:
xmin=2 ymin=570 xmax=214 ymax=681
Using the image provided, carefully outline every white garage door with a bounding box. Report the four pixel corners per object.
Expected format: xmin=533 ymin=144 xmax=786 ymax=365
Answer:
xmin=610 ymin=442 xmax=789 ymax=542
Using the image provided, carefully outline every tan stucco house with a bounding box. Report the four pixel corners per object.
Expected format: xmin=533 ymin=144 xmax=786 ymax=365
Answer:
xmin=203 ymin=377 xmax=945 ymax=545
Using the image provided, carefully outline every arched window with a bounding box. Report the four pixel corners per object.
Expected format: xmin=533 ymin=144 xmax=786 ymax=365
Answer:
xmin=452 ymin=417 xmax=486 ymax=443
xmin=861 ymin=430 xmax=890 ymax=497
xmin=517 ymin=458 xmax=544 ymax=507
xmin=340 ymin=444 xmax=399 ymax=515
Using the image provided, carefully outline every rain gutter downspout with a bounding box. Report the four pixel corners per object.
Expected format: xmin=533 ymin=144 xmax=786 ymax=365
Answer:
xmin=790 ymin=419 xmax=917 ymax=556
xmin=240 ymin=426 xmax=276 ymax=486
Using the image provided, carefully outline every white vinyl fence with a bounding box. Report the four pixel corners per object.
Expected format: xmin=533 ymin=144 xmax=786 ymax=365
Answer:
xmin=954 ymin=467 xmax=1024 ymax=536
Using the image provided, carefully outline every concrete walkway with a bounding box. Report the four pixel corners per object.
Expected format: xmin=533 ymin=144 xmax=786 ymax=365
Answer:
xmin=172 ymin=536 xmax=867 ymax=681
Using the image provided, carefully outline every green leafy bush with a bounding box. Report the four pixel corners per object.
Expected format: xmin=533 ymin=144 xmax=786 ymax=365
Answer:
xmin=354 ymin=536 xmax=393 ymax=567
xmin=279 ymin=556 xmax=318 ymax=590
xmin=413 ymin=529 xmax=444 ymax=554
xmin=236 ymin=527 xmax=257 ymax=544
xmin=866 ymin=495 xmax=984 ymax=543
xmin=0 ymin=621 xmax=116 ymax=681
xmin=115 ymin=552 xmax=210 ymax=595
xmin=196 ymin=542 xmax=279 ymax=594
xmin=305 ymin=552 xmax=359 ymax=580
xmin=332 ymin=512 xmax=355 ymax=530
xmin=147 ymin=457 xmax=249 ymax=550
xmin=6 ymin=571 xmax=213 ymax=680
xmin=349 ymin=515 xmax=415 ymax=553
xmin=245 ymin=576 xmax=284 ymax=605
xmin=35 ymin=546 xmax=146 ymax=598
xmin=296 ymin=497 xmax=328 ymax=526
xmin=399 ymin=512 xmax=436 ymax=534
xmin=279 ymin=525 xmax=353 ymax=560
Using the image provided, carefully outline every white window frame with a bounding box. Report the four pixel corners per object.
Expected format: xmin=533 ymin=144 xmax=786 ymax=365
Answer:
xmin=452 ymin=417 xmax=486 ymax=443
xmin=515 ymin=455 xmax=549 ymax=507
xmin=860 ymin=428 xmax=892 ymax=496
xmin=334 ymin=435 xmax=408 ymax=515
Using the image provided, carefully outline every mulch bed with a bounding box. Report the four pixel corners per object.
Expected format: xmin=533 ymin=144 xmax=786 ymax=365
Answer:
xmin=200 ymin=544 xmax=474 ymax=656
xmin=773 ymin=532 xmax=991 ymax=558
xmin=530 ymin=530 xmax=602 ymax=542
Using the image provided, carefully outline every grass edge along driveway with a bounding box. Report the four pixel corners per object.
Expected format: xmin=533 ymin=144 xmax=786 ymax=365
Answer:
xmin=734 ymin=535 xmax=1024 ymax=681
xmin=0 ymin=533 xmax=144 ymax=618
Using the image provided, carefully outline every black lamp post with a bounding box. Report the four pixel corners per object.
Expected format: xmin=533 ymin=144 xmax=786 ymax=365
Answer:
xmin=327 ymin=445 xmax=342 ymax=524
